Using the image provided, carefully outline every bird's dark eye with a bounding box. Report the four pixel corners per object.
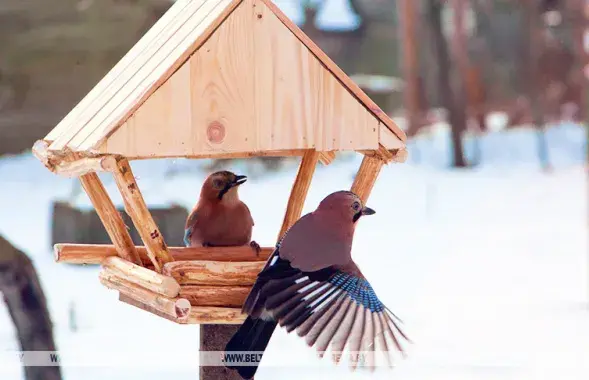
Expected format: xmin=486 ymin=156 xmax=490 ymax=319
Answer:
xmin=352 ymin=201 xmax=360 ymax=211
xmin=212 ymin=179 xmax=223 ymax=188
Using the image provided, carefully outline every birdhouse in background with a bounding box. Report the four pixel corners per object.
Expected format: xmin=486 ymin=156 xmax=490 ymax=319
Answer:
xmin=32 ymin=0 xmax=407 ymax=326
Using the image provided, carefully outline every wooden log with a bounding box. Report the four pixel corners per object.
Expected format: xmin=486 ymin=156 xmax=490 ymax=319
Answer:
xmin=107 ymin=157 xmax=174 ymax=272
xmin=98 ymin=269 xmax=190 ymax=319
xmin=118 ymin=293 xmax=182 ymax=324
xmin=50 ymin=156 xmax=117 ymax=178
xmin=120 ymin=293 xmax=245 ymax=324
xmin=101 ymin=256 xmax=180 ymax=298
xmin=162 ymin=261 xmax=265 ymax=286
xmin=79 ymin=173 xmax=142 ymax=265
xmin=351 ymin=155 xmax=384 ymax=204
xmin=277 ymin=149 xmax=319 ymax=240
xmin=185 ymin=307 xmax=246 ymax=324
xmin=32 ymin=140 xmax=118 ymax=177
xmin=179 ymin=285 xmax=250 ymax=307
xmin=55 ymin=244 xmax=273 ymax=265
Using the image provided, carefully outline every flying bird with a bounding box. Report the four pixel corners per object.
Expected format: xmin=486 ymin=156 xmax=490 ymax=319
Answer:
xmin=225 ymin=191 xmax=409 ymax=379
xmin=184 ymin=170 xmax=260 ymax=254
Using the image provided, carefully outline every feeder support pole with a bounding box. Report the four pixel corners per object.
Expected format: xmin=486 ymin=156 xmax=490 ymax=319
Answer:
xmin=79 ymin=173 xmax=141 ymax=265
xmin=351 ymin=155 xmax=385 ymax=204
xmin=277 ymin=149 xmax=320 ymax=240
xmin=107 ymin=157 xmax=174 ymax=272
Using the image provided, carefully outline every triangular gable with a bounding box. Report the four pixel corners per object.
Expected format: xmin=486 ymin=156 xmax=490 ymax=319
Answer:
xmin=45 ymin=0 xmax=405 ymax=158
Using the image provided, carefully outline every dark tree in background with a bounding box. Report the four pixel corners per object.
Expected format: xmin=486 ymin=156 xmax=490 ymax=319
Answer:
xmin=0 ymin=235 xmax=62 ymax=380
xmin=426 ymin=0 xmax=468 ymax=167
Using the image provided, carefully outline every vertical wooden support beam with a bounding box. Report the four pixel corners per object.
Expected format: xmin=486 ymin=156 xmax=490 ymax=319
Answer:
xmin=107 ymin=158 xmax=174 ymax=272
xmin=351 ymin=155 xmax=385 ymax=204
xmin=79 ymin=173 xmax=141 ymax=265
xmin=200 ymin=325 xmax=243 ymax=380
xmin=277 ymin=150 xmax=320 ymax=240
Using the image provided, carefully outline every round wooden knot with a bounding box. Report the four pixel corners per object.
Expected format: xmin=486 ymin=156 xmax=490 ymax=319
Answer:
xmin=207 ymin=121 xmax=226 ymax=144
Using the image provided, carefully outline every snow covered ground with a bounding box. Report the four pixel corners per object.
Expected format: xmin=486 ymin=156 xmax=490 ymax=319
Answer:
xmin=0 ymin=123 xmax=586 ymax=380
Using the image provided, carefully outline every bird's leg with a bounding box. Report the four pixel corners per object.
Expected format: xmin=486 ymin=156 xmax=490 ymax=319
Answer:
xmin=249 ymin=240 xmax=261 ymax=256
xmin=202 ymin=242 xmax=214 ymax=247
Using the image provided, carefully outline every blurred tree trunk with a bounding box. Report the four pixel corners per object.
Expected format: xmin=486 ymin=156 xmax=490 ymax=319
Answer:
xmin=426 ymin=0 xmax=467 ymax=167
xmin=0 ymin=235 xmax=62 ymax=380
xmin=522 ymin=0 xmax=551 ymax=171
xmin=397 ymin=0 xmax=420 ymax=137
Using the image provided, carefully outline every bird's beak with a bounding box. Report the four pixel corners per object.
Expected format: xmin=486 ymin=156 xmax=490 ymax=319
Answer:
xmin=361 ymin=206 xmax=376 ymax=216
xmin=231 ymin=175 xmax=248 ymax=187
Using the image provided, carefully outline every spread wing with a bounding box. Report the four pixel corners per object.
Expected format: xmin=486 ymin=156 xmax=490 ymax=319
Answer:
xmin=243 ymin=251 xmax=409 ymax=369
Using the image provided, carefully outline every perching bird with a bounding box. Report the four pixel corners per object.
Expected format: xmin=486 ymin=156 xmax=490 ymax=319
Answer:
xmin=184 ymin=170 xmax=260 ymax=254
xmin=225 ymin=191 xmax=409 ymax=379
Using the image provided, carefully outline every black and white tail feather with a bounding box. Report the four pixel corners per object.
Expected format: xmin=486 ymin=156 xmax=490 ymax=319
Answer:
xmin=225 ymin=246 xmax=410 ymax=379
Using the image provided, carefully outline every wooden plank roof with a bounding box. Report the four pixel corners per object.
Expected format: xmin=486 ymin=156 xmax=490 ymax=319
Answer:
xmin=42 ymin=0 xmax=406 ymax=158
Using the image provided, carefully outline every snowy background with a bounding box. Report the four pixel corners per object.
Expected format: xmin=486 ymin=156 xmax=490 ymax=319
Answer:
xmin=0 ymin=119 xmax=586 ymax=380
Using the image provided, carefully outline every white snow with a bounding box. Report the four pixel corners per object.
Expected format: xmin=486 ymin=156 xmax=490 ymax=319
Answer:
xmin=0 ymin=123 xmax=586 ymax=380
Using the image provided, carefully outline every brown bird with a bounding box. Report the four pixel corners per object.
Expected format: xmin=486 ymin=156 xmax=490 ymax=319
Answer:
xmin=184 ymin=171 xmax=260 ymax=254
xmin=225 ymin=191 xmax=409 ymax=379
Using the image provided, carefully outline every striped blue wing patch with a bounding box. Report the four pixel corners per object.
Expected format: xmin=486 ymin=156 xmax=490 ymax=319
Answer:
xmin=329 ymin=272 xmax=385 ymax=312
xmin=183 ymin=228 xmax=192 ymax=247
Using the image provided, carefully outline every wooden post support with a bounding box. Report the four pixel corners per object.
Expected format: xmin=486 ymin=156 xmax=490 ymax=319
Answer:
xmin=107 ymin=157 xmax=174 ymax=272
xmin=79 ymin=173 xmax=142 ymax=265
xmin=351 ymin=155 xmax=385 ymax=204
xmin=200 ymin=325 xmax=244 ymax=380
xmin=277 ymin=149 xmax=320 ymax=240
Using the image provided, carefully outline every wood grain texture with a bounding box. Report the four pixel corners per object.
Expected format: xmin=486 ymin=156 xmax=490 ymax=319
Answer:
xmin=101 ymin=257 xmax=180 ymax=298
xmin=162 ymin=260 xmax=265 ymax=286
xmin=99 ymin=269 xmax=191 ymax=319
xmin=351 ymin=155 xmax=384 ymax=204
xmin=55 ymin=244 xmax=273 ymax=265
xmin=48 ymin=0 xmax=240 ymax=152
xmin=110 ymin=158 xmax=174 ymax=272
xmin=184 ymin=307 xmax=246 ymax=324
xmin=45 ymin=0 xmax=194 ymax=142
xmin=77 ymin=0 xmax=238 ymax=152
xmin=119 ymin=293 xmax=183 ymax=323
xmin=43 ymin=0 xmax=406 ymax=161
xmin=120 ymin=296 xmax=247 ymax=324
xmin=278 ymin=149 xmax=319 ymax=240
xmin=97 ymin=0 xmax=379 ymax=157
xmin=259 ymin=0 xmax=406 ymax=143
xmin=379 ymin=123 xmax=405 ymax=150
xmin=79 ymin=173 xmax=142 ymax=265
xmin=318 ymin=151 xmax=336 ymax=165
xmin=179 ymin=285 xmax=250 ymax=307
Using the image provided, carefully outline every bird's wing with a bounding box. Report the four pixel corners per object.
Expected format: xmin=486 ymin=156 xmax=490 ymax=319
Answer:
xmin=244 ymin=252 xmax=408 ymax=369
xmin=184 ymin=208 xmax=202 ymax=246
xmin=278 ymin=213 xmax=352 ymax=272
xmin=242 ymin=202 xmax=254 ymax=227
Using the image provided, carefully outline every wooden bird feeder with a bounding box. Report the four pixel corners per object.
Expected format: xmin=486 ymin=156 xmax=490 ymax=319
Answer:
xmin=32 ymin=0 xmax=407 ymax=374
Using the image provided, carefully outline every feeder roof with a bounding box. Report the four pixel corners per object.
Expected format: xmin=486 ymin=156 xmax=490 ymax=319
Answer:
xmin=40 ymin=0 xmax=406 ymax=161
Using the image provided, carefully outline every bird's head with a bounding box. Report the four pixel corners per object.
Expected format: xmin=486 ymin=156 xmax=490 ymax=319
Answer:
xmin=316 ymin=191 xmax=375 ymax=224
xmin=201 ymin=170 xmax=248 ymax=202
